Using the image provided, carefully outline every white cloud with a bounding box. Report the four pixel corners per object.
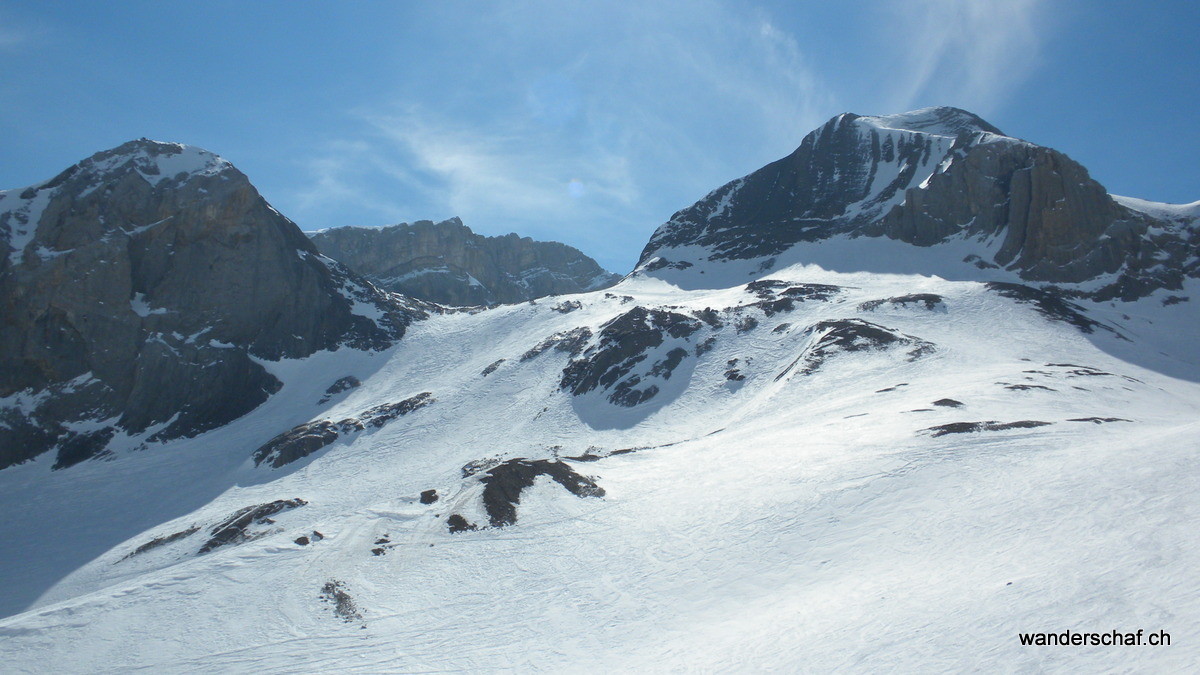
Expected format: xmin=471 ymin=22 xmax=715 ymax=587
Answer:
xmin=287 ymin=0 xmax=1051 ymax=270
xmin=292 ymin=140 xmax=410 ymax=226
xmin=880 ymin=0 xmax=1048 ymax=114
xmin=291 ymin=0 xmax=836 ymax=271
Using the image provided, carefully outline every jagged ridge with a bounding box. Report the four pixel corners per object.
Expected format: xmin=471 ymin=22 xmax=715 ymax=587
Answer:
xmin=309 ymin=218 xmax=620 ymax=306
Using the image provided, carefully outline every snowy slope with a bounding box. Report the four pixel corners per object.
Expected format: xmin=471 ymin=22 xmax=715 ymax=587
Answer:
xmin=1 ymin=256 xmax=1198 ymax=671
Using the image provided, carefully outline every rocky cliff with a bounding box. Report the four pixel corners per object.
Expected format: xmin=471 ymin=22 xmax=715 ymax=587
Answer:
xmin=309 ymin=218 xmax=620 ymax=306
xmin=638 ymin=107 xmax=1199 ymax=300
xmin=0 ymin=140 xmax=421 ymax=470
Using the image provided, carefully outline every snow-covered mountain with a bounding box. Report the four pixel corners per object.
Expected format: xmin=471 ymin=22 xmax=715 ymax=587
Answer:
xmin=640 ymin=106 xmax=1199 ymax=301
xmin=1 ymin=111 xmax=1198 ymax=672
xmin=0 ymin=139 xmax=421 ymax=470
xmin=309 ymin=218 xmax=620 ymax=306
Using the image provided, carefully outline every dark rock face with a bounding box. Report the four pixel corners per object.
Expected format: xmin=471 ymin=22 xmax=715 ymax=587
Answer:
xmin=636 ymin=106 xmax=1199 ymax=300
xmin=51 ymin=427 xmax=117 ymax=470
xmin=521 ymin=327 xmax=593 ymax=361
xmin=198 ymin=498 xmax=307 ymax=554
xmin=318 ymin=376 xmax=361 ymax=404
xmin=477 ymin=459 xmax=604 ymax=528
xmin=923 ymin=420 xmax=1052 ymax=437
xmin=446 ymin=514 xmax=478 ymax=533
xmin=776 ymin=319 xmax=934 ymax=380
xmin=984 ymin=283 xmax=1109 ymax=335
xmin=121 ymin=499 xmax=312 ymax=560
xmin=253 ymin=392 xmax=434 ymax=468
xmin=744 ymin=280 xmax=843 ymax=316
xmin=639 ymin=108 xmax=994 ymax=263
xmin=308 ymin=218 xmax=620 ymax=306
xmin=0 ymin=140 xmax=421 ymax=470
xmin=859 ymin=294 xmax=944 ymax=311
xmin=252 ymin=421 xmax=349 ymax=469
xmin=871 ymin=139 xmax=1198 ymax=297
xmin=560 ymin=307 xmax=702 ymax=407
xmin=121 ymin=525 xmax=201 ymax=560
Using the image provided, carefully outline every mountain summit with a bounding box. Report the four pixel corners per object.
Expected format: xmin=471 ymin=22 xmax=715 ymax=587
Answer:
xmin=0 ymin=140 xmax=419 ymax=469
xmin=639 ymin=106 xmax=1199 ymax=300
xmin=854 ymin=106 xmax=1004 ymax=136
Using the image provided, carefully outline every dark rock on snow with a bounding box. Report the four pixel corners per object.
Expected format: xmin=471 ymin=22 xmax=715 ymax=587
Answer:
xmin=478 ymin=459 xmax=604 ymax=528
xmin=923 ymin=420 xmax=1052 ymax=437
xmin=560 ymin=307 xmax=702 ymax=407
xmin=319 ymin=580 xmax=362 ymax=622
xmin=446 ymin=514 xmax=478 ymax=533
xmin=1005 ymin=384 xmax=1056 ymax=391
xmin=521 ymin=327 xmax=593 ymax=361
xmin=776 ymin=319 xmax=934 ymax=381
xmin=253 ymin=393 xmax=434 ymax=469
xmin=121 ymin=525 xmax=201 ymax=560
xmin=859 ymin=293 xmax=944 ymax=311
xmin=984 ymin=283 xmax=1109 ymax=335
xmin=318 ymin=375 xmax=361 ymax=404
xmin=199 ymin=498 xmax=307 ymax=554
xmin=481 ymin=359 xmax=506 ymax=377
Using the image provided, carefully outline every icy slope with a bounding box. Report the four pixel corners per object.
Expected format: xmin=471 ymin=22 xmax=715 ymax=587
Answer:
xmin=1 ymin=258 xmax=1197 ymax=671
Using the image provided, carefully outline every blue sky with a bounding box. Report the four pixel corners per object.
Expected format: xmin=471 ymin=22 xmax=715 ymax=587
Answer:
xmin=1 ymin=1 xmax=1197 ymax=273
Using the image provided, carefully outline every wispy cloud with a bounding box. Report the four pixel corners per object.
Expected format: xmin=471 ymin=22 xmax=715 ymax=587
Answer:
xmin=881 ymin=0 xmax=1049 ymax=114
xmin=291 ymin=139 xmax=412 ymax=227
xmin=289 ymin=0 xmax=835 ymax=271
xmin=286 ymin=0 xmax=1052 ymax=270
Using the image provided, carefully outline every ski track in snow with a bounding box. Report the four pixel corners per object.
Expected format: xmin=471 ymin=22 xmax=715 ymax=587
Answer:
xmin=0 ymin=261 xmax=1198 ymax=673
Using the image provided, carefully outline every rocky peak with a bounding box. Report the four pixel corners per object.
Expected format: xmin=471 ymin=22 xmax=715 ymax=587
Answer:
xmin=853 ymin=106 xmax=1005 ymax=137
xmin=70 ymin=138 xmax=233 ymax=186
xmin=636 ymin=107 xmax=1199 ymax=301
xmin=636 ymin=108 xmax=981 ymax=265
xmin=309 ymin=218 xmax=620 ymax=306
xmin=0 ymin=140 xmax=420 ymax=470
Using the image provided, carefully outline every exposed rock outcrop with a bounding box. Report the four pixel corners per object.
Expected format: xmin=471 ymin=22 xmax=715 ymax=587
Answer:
xmin=0 ymin=140 xmax=421 ymax=470
xmin=308 ymin=218 xmax=620 ymax=306
xmin=479 ymin=459 xmax=604 ymax=527
xmin=443 ymin=458 xmax=605 ymax=531
xmin=922 ymin=420 xmax=1052 ymax=437
xmin=199 ymin=498 xmax=308 ymax=554
xmin=252 ymin=392 xmax=435 ymax=469
xmin=775 ymin=319 xmax=935 ymax=381
xmin=560 ymin=307 xmax=702 ymax=407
